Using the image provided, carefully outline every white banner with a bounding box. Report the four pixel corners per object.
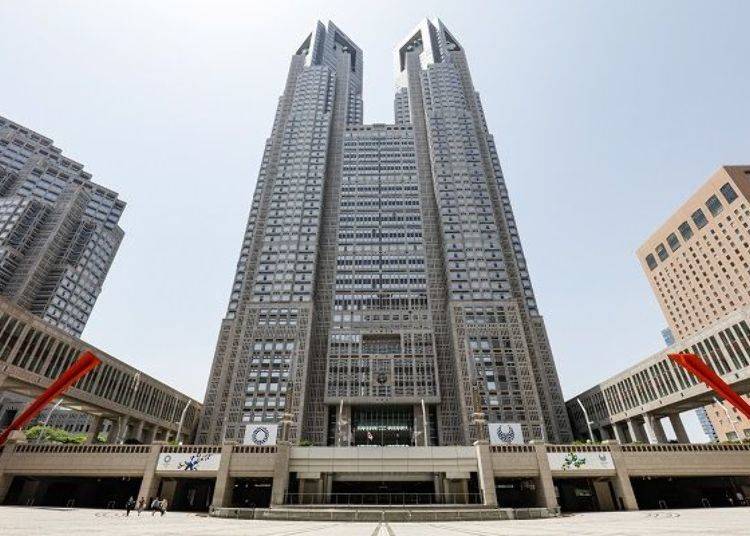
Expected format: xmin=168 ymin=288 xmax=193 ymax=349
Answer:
xmin=488 ymin=423 xmax=524 ymax=445
xmin=156 ymin=452 xmax=221 ymax=472
xmin=243 ymin=423 xmax=278 ymax=446
xmin=547 ymin=451 xmax=614 ymax=471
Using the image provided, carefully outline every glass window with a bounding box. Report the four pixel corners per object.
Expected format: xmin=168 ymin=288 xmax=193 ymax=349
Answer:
xmin=647 ymin=253 xmax=657 ymax=270
xmin=706 ymin=194 xmax=723 ymax=216
xmin=720 ymin=182 xmax=738 ymax=204
xmin=691 ymin=209 xmax=708 ymax=229
xmin=666 ymin=233 xmax=680 ymax=252
xmin=678 ymin=221 xmax=693 ymax=241
xmin=656 ymin=243 xmax=668 ymax=261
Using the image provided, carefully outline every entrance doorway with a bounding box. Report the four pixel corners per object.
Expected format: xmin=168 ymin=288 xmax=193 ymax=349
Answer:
xmin=631 ymin=476 xmax=750 ymax=509
xmin=330 ymin=480 xmax=435 ymax=505
xmin=158 ymin=478 xmax=214 ymax=512
xmin=351 ymin=405 xmax=413 ymax=446
xmin=231 ymin=478 xmax=272 ymax=508
xmin=3 ymin=476 xmax=140 ymax=508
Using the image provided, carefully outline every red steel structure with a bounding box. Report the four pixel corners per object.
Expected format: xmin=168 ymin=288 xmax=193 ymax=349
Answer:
xmin=669 ymin=352 xmax=750 ymax=420
xmin=0 ymin=351 xmax=101 ymax=445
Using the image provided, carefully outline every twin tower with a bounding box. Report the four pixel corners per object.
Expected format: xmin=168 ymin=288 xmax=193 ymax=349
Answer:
xmin=198 ymin=19 xmax=572 ymax=446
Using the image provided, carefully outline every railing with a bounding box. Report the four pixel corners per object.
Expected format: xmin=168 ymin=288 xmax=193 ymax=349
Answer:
xmin=13 ymin=444 xmax=150 ymax=454
xmin=622 ymin=443 xmax=750 ymax=453
xmin=285 ymin=492 xmax=483 ymax=506
xmin=489 ymin=445 xmax=534 ymax=453
xmin=546 ymin=444 xmax=612 ymax=453
xmin=160 ymin=445 xmax=222 ymax=454
xmin=233 ymin=445 xmax=277 ymax=454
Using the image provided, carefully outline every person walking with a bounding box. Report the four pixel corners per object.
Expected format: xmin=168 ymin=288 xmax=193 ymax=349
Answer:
xmin=125 ymin=496 xmax=135 ymax=516
xmin=159 ymin=497 xmax=168 ymax=516
xmin=136 ymin=496 xmax=145 ymax=515
xmin=150 ymin=497 xmax=161 ymax=516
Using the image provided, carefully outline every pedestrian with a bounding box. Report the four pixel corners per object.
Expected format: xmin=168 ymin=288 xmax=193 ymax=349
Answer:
xmin=136 ymin=496 xmax=145 ymax=515
xmin=125 ymin=496 xmax=135 ymax=516
xmin=159 ymin=497 xmax=168 ymax=516
xmin=151 ymin=497 xmax=161 ymax=516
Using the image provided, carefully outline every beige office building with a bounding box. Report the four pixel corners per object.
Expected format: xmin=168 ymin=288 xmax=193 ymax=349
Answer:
xmin=637 ymin=165 xmax=750 ymax=440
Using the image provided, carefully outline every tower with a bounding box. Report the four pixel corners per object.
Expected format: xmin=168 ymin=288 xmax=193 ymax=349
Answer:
xmin=198 ymin=19 xmax=572 ymax=445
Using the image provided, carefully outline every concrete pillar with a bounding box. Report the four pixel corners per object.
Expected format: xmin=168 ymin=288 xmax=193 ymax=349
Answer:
xmin=531 ymin=441 xmax=558 ymax=509
xmin=669 ymin=413 xmax=690 ymax=443
xmin=145 ymin=426 xmax=160 ymax=445
xmin=210 ymin=441 xmax=236 ymax=509
xmin=647 ymin=415 xmax=668 ymax=443
xmin=474 ymin=440 xmax=498 ymax=507
xmin=137 ymin=442 xmax=164 ymax=504
xmin=627 ymin=418 xmax=648 ymax=443
xmin=0 ymin=433 xmax=25 ymax=504
xmin=130 ymin=420 xmax=145 ymax=443
xmin=611 ymin=423 xmax=623 ymax=443
xmin=105 ymin=417 xmax=119 ymax=443
xmin=84 ymin=415 xmax=102 ymax=444
xmin=603 ymin=440 xmax=638 ymax=511
xmin=269 ymin=441 xmax=291 ymax=507
xmin=599 ymin=426 xmax=611 ymax=441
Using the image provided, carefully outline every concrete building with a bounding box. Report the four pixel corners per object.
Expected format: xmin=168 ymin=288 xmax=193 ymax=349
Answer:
xmin=2 ymin=436 xmax=750 ymax=515
xmin=637 ymin=165 xmax=750 ymax=440
xmin=0 ymin=115 xmax=125 ymax=337
xmin=0 ymin=298 xmax=201 ymax=444
xmin=199 ymin=19 xmax=572 ymax=447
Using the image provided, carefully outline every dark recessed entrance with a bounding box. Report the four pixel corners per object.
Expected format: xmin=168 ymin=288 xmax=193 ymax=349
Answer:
xmin=351 ymin=405 xmax=413 ymax=446
xmin=3 ymin=476 xmax=140 ymax=508
xmin=330 ymin=479 xmax=435 ymax=505
xmin=631 ymin=475 xmax=750 ymax=509
xmin=231 ymin=478 xmax=272 ymax=508
xmin=158 ymin=478 xmax=214 ymax=512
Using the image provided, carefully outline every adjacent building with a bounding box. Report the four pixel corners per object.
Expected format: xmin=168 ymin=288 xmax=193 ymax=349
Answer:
xmin=0 ymin=115 xmax=125 ymax=337
xmin=637 ymin=165 xmax=750 ymax=441
xmin=198 ymin=20 xmax=572 ymax=446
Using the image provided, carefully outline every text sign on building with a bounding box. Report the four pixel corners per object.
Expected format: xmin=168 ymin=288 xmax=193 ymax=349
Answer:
xmin=488 ymin=423 xmax=524 ymax=445
xmin=244 ymin=424 xmax=278 ymax=446
xmin=547 ymin=451 xmax=614 ymax=471
xmin=156 ymin=452 xmax=221 ymax=472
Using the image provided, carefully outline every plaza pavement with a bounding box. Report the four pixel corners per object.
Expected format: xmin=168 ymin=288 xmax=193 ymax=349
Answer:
xmin=0 ymin=506 xmax=748 ymax=535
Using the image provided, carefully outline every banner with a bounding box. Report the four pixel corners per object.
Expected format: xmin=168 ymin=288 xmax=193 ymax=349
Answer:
xmin=244 ymin=423 xmax=278 ymax=446
xmin=156 ymin=452 xmax=221 ymax=472
xmin=547 ymin=451 xmax=614 ymax=471
xmin=488 ymin=422 xmax=524 ymax=445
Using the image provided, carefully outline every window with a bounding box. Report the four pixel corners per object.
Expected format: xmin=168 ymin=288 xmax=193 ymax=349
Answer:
xmin=692 ymin=208 xmax=708 ymax=229
xmin=706 ymin=194 xmax=724 ymax=216
xmin=666 ymin=233 xmax=680 ymax=252
xmin=678 ymin=221 xmax=693 ymax=241
xmin=720 ymin=182 xmax=738 ymax=204
xmin=656 ymin=243 xmax=669 ymax=261
xmin=646 ymin=254 xmax=657 ymax=270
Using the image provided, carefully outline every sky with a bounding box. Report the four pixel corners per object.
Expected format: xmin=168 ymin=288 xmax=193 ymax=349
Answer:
xmin=1 ymin=1 xmax=748 ymax=441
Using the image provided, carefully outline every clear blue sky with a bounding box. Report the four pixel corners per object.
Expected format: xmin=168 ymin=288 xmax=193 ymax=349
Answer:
xmin=1 ymin=1 xmax=748 ymax=440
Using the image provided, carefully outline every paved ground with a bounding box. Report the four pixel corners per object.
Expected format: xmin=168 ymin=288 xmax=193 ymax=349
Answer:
xmin=1 ymin=506 xmax=748 ymax=535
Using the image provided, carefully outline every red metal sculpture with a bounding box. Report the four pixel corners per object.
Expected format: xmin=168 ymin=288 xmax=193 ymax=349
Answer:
xmin=0 ymin=350 xmax=101 ymax=445
xmin=668 ymin=352 xmax=750 ymax=420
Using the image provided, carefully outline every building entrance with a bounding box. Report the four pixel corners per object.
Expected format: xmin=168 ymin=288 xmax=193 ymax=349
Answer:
xmin=3 ymin=476 xmax=140 ymax=508
xmin=330 ymin=479 xmax=436 ymax=505
xmin=158 ymin=478 xmax=214 ymax=512
xmin=351 ymin=405 xmax=413 ymax=446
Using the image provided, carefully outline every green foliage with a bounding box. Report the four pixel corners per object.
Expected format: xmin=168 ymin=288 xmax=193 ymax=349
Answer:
xmin=24 ymin=425 xmax=86 ymax=444
xmin=298 ymin=438 xmax=313 ymax=447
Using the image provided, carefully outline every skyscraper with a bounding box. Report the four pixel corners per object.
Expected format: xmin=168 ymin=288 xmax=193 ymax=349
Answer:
xmin=0 ymin=116 xmax=125 ymax=337
xmin=198 ymin=20 xmax=572 ymax=445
